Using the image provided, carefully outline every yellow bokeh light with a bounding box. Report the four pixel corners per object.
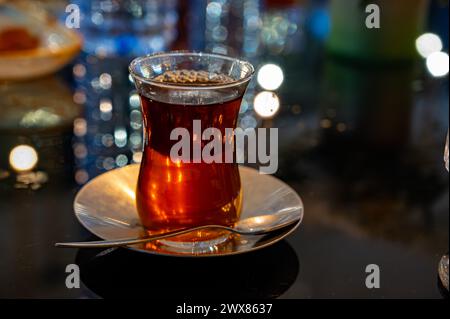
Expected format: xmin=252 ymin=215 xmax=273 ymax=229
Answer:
xmin=133 ymin=152 xmax=143 ymax=163
xmin=9 ymin=145 xmax=38 ymax=172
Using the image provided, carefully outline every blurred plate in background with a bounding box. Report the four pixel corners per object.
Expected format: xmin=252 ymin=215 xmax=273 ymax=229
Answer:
xmin=0 ymin=2 xmax=82 ymax=80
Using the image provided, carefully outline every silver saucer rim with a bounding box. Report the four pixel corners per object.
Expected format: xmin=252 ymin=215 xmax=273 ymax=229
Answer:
xmin=73 ymin=164 xmax=303 ymax=258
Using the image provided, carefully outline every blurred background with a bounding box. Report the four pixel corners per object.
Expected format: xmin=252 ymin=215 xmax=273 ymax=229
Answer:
xmin=0 ymin=0 xmax=448 ymax=298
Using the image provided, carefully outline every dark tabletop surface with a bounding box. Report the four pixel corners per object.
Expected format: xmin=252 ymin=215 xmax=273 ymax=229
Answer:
xmin=0 ymin=0 xmax=448 ymax=299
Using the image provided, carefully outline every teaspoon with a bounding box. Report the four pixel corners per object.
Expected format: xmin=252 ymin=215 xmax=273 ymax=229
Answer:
xmin=55 ymin=209 xmax=301 ymax=249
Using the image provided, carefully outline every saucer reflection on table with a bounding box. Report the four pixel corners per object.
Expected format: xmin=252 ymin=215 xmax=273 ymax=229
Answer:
xmin=76 ymin=240 xmax=300 ymax=298
xmin=74 ymin=164 xmax=304 ymax=257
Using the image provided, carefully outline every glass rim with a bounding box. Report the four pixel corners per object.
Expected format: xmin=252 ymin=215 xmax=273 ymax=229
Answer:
xmin=128 ymin=51 xmax=255 ymax=90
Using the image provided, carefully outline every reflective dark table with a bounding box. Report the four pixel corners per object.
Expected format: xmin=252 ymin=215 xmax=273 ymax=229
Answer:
xmin=0 ymin=2 xmax=448 ymax=299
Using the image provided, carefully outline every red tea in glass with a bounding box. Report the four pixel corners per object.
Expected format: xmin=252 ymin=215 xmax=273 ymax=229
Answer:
xmin=129 ymin=53 xmax=254 ymax=247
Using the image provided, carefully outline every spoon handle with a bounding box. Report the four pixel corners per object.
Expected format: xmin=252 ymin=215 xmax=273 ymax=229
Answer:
xmin=55 ymin=225 xmax=233 ymax=248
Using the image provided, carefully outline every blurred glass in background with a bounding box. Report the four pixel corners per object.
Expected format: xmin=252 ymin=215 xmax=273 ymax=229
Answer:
xmin=72 ymin=0 xmax=178 ymax=56
xmin=68 ymin=0 xmax=179 ymax=182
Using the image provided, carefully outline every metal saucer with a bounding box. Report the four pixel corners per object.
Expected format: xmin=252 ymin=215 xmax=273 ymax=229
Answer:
xmin=74 ymin=164 xmax=303 ymax=257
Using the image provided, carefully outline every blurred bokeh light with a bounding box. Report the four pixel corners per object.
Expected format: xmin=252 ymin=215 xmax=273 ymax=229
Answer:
xmin=415 ymin=33 xmax=443 ymax=58
xmin=257 ymin=63 xmax=284 ymax=91
xmin=9 ymin=145 xmax=38 ymax=172
xmin=254 ymin=91 xmax=280 ymax=118
xmin=426 ymin=51 xmax=449 ymax=77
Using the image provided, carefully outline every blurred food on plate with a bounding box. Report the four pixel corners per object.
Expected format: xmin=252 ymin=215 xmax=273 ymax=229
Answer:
xmin=0 ymin=27 xmax=40 ymax=52
xmin=0 ymin=1 xmax=81 ymax=80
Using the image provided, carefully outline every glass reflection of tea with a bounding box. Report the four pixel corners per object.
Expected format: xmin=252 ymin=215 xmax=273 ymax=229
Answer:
xmin=129 ymin=52 xmax=254 ymax=247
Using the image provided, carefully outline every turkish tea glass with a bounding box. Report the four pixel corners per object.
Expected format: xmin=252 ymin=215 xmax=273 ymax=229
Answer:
xmin=129 ymin=52 xmax=254 ymax=250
